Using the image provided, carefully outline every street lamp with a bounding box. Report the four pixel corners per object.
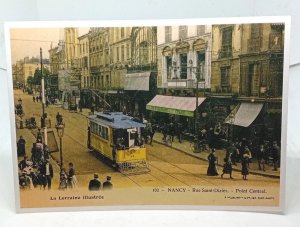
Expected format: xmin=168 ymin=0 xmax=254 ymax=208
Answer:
xmin=40 ymin=48 xmax=48 ymax=145
xmin=56 ymin=124 xmax=65 ymax=171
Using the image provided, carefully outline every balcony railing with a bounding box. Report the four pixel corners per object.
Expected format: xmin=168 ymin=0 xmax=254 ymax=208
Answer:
xmin=166 ymin=78 xmax=204 ymax=89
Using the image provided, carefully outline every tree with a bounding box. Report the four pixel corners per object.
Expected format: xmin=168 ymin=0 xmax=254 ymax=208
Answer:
xmin=27 ymin=76 xmax=34 ymax=89
xmin=33 ymin=68 xmax=51 ymax=85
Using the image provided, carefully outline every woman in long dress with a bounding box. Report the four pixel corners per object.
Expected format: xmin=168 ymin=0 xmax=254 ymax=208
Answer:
xmin=207 ymin=149 xmax=218 ymax=176
xmin=241 ymin=153 xmax=250 ymax=180
xmin=68 ymin=162 xmax=78 ymax=189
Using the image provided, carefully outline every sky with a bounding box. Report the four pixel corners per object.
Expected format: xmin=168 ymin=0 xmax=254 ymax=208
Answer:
xmin=10 ymin=28 xmax=61 ymax=64
xmin=10 ymin=27 xmax=90 ymax=64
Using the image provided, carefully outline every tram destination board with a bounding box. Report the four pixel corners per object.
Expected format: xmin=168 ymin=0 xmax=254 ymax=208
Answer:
xmin=5 ymin=16 xmax=290 ymax=213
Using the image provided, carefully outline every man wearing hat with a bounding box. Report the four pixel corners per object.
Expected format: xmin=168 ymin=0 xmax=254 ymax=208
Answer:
xmin=40 ymin=159 xmax=53 ymax=190
xmin=88 ymin=174 xmax=101 ymax=191
xmin=18 ymin=155 xmax=28 ymax=171
xmin=103 ymin=176 xmax=113 ymax=190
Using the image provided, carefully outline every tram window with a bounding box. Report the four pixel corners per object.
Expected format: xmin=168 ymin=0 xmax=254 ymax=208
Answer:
xmin=102 ymin=127 xmax=108 ymax=140
xmin=130 ymin=132 xmax=137 ymax=140
xmin=98 ymin=125 xmax=102 ymax=136
xmin=91 ymin=122 xmax=95 ymax=133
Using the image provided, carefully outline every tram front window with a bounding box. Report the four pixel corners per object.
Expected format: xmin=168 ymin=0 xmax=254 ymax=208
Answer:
xmin=114 ymin=129 xmax=129 ymax=149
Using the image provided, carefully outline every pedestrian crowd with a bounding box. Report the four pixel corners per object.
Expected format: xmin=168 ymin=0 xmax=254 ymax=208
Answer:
xmin=18 ymin=132 xmax=54 ymax=190
xmin=206 ymin=139 xmax=281 ymax=180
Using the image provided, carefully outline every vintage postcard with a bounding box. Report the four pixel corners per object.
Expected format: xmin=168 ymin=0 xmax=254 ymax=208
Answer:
xmin=5 ymin=17 xmax=290 ymax=212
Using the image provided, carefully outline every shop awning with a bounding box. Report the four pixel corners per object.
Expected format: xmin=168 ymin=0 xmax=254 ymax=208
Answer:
xmin=225 ymin=102 xmax=264 ymax=127
xmin=146 ymin=95 xmax=206 ymax=117
xmin=124 ymin=72 xmax=151 ymax=91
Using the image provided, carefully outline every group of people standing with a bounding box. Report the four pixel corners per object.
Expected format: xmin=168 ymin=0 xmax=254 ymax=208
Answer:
xmin=88 ymin=174 xmax=113 ymax=191
xmin=206 ymin=139 xmax=281 ymax=180
xmin=59 ymin=162 xmax=79 ymax=190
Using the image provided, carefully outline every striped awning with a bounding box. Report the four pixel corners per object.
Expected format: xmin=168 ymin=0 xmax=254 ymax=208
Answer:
xmin=146 ymin=95 xmax=206 ymax=117
xmin=225 ymin=102 xmax=264 ymax=127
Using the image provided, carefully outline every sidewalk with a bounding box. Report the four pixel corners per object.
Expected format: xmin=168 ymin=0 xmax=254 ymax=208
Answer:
xmin=16 ymin=127 xmax=61 ymax=188
xmin=152 ymin=132 xmax=280 ymax=178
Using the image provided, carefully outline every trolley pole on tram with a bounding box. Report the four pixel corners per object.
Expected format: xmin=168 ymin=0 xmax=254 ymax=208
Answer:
xmin=40 ymin=47 xmax=48 ymax=145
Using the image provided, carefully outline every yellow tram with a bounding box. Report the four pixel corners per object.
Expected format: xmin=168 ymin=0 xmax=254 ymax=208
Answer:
xmin=87 ymin=112 xmax=150 ymax=174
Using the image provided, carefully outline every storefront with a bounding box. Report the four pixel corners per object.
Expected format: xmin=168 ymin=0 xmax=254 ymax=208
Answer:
xmin=146 ymin=95 xmax=206 ymax=133
xmin=225 ymin=102 xmax=272 ymax=143
xmin=124 ymin=71 xmax=156 ymax=119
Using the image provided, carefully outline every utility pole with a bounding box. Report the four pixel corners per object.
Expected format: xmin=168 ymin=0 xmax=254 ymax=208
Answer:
xmin=40 ymin=47 xmax=48 ymax=145
xmin=194 ymin=63 xmax=203 ymax=131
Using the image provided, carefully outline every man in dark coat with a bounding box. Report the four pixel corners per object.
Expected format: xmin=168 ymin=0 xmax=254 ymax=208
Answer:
xmin=149 ymin=124 xmax=156 ymax=146
xmin=17 ymin=136 xmax=26 ymax=157
xmin=18 ymin=155 xmax=28 ymax=171
xmin=226 ymin=142 xmax=238 ymax=165
xmin=271 ymin=141 xmax=280 ymax=171
xmin=88 ymin=174 xmax=101 ymax=191
xmin=221 ymin=153 xmax=233 ymax=179
xmin=36 ymin=128 xmax=43 ymax=143
xmin=103 ymin=176 xmax=113 ymax=190
xmin=40 ymin=159 xmax=53 ymax=190
xmin=169 ymin=122 xmax=175 ymax=142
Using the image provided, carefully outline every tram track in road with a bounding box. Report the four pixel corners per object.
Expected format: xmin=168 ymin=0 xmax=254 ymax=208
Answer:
xmin=147 ymin=163 xmax=189 ymax=187
xmin=147 ymin=145 xmax=220 ymax=187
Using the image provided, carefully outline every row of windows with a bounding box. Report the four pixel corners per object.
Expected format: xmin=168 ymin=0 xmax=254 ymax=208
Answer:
xmin=165 ymin=25 xmax=206 ymax=43
xmin=90 ymin=52 xmax=110 ymax=67
xmin=90 ymin=122 xmax=109 ymax=140
xmin=115 ymin=44 xmax=130 ymax=62
xmin=79 ymin=42 xmax=89 ymax=55
xmin=88 ymin=75 xmax=111 ymax=89
xmin=220 ymin=24 xmax=284 ymax=58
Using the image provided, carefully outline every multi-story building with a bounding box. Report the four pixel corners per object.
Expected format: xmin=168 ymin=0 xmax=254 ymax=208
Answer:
xmin=109 ymin=27 xmax=132 ymax=89
xmin=13 ymin=60 xmax=24 ymax=88
xmin=88 ymin=27 xmax=110 ymax=91
xmin=78 ymin=33 xmax=90 ymax=88
xmin=48 ymin=41 xmax=65 ymax=100
xmin=108 ymin=27 xmax=132 ymax=111
xmin=211 ymin=23 xmax=284 ymax=141
xmin=125 ymin=26 xmax=157 ymax=119
xmin=157 ymin=25 xmax=212 ymax=92
xmin=147 ymin=25 xmax=212 ymax=131
xmin=49 ymin=40 xmax=65 ymax=74
xmin=64 ymin=28 xmax=79 ymax=70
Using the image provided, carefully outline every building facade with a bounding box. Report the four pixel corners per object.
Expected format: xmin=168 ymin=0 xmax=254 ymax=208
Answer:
xmin=88 ymin=28 xmax=110 ymax=90
xmin=125 ymin=26 xmax=157 ymax=119
xmin=145 ymin=25 xmax=212 ymax=132
xmin=78 ymin=33 xmax=90 ymax=88
xmin=157 ymin=25 xmax=212 ymax=93
xmin=210 ymin=23 xmax=284 ymax=142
